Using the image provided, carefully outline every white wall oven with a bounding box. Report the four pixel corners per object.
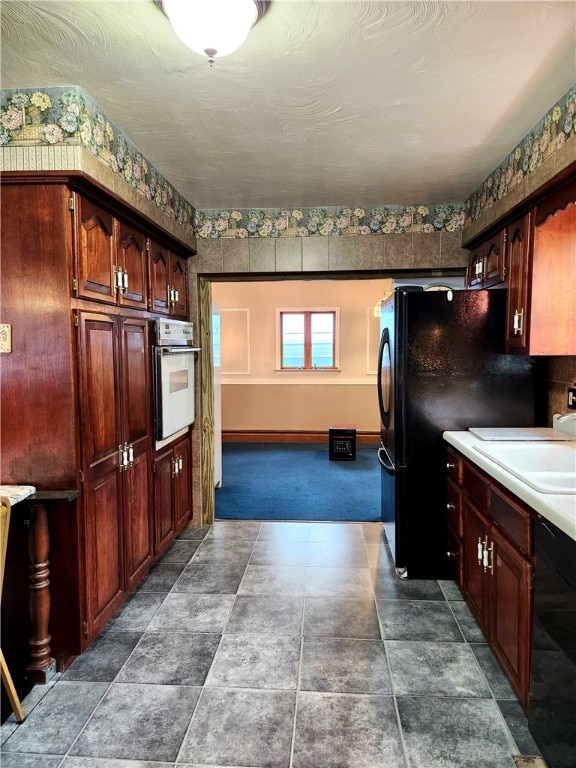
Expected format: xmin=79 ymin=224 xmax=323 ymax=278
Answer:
xmin=153 ymin=319 xmax=199 ymax=441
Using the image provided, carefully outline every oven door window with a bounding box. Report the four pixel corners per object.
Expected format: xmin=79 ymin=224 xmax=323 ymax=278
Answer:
xmin=156 ymin=349 xmax=195 ymax=440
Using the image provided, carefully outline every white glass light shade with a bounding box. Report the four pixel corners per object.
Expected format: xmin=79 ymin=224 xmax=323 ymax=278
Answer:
xmin=163 ymin=0 xmax=258 ymax=59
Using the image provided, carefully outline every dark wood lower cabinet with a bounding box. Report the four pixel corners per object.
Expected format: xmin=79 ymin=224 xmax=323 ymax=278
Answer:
xmin=447 ymin=447 xmax=533 ymax=710
xmin=153 ymin=435 xmax=192 ymax=556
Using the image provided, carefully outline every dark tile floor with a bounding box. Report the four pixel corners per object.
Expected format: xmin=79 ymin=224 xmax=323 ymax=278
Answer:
xmin=1 ymin=520 xmax=541 ymax=768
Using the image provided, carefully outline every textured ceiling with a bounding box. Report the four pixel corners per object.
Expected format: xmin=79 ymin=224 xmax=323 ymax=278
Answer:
xmin=1 ymin=1 xmax=575 ymax=211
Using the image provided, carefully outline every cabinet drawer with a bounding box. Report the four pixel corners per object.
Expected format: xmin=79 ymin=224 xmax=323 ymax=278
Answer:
xmin=446 ymin=447 xmax=463 ymax=485
xmin=490 ymin=485 xmax=532 ymax=556
xmin=446 ymin=480 xmax=462 ymax=538
xmin=462 ymin=459 xmax=489 ymax=510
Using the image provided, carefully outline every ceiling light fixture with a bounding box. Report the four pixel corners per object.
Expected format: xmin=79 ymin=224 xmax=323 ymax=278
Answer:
xmin=157 ymin=0 xmax=271 ymax=66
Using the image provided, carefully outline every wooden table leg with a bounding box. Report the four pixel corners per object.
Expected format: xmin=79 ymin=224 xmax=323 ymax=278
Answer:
xmin=25 ymin=502 xmax=56 ymax=683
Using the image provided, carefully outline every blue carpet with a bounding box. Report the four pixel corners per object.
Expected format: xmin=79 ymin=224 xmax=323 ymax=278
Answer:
xmin=216 ymin=443 xmax=381 ymax=522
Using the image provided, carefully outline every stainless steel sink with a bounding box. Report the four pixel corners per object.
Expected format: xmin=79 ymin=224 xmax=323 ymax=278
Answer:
xmin=473 ymin=442 xmax=576 ymax=494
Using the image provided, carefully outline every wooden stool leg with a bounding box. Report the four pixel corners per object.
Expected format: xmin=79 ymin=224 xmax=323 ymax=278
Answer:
xmin=0 ymin=649 xmax=25 ymax=722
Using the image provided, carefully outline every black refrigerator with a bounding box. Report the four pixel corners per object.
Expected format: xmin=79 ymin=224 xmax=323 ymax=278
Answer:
xmin=377 ymin=287 xmax=537 ymax=579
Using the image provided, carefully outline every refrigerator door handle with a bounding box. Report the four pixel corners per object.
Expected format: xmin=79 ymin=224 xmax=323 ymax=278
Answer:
xmin=377 ymin=445 xmax=395 ymax=475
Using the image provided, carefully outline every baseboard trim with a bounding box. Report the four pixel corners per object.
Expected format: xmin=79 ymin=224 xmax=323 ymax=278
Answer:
xmin=222 ymin=430 xmax=380 ymax=445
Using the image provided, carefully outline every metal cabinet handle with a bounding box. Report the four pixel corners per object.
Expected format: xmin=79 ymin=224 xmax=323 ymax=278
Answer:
xmin=513 ymin=308 xmax=524 ymax=336
xmin=477 ymin=537 xmax=483 ymax=564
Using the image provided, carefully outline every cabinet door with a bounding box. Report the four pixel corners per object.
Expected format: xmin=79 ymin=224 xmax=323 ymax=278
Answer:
xmin=77 ymin=312 xmax=124 ymax=637
xmin=170 ymin=255 xmax=188 ymax=319
xmin=149 ymin=240 xmax=171 ymax=315
xmin=505 ymin=213 xmax=532 ymax=352
xmin=174 ymin=438 xmax=191 ymax=531
xmin=120 ymin=317 xmax=153 ymax=587
xmin=530 ymin=192 xmax=576 ymax=355
xmin=154 ymin=449 xmax=175 ymax=555
xmin=75 ymin=195 xmax=117 ymax=304
xmin=490 ymin=525 xmax=532 ymax=708
xmin=463 ymin=498 xmax=490 ymax=634
xmin=117 ymin=223 xmax=148 ymax=310
xmin=483 ymin=230 xmax=506 ymax=286
xmin=120 ymin=317 xmax=151 ymax=449
xmin=465 ymin=246 xmax=485 ymax=289
xmin=124 ymin=446 xmax=153 ymax=590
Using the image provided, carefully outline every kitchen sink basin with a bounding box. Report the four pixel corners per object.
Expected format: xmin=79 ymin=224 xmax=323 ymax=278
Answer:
xmin=473 ymin=442 xmax=576 ymax=494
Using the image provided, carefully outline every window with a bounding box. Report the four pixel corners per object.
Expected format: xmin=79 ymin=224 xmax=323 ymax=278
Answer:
xmin=278 ymin=310 xmax=337 ymax=369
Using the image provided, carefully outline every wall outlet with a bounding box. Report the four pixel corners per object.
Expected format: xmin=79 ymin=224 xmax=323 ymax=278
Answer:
xmin=568 ymin=386 xmax=576 ymax=410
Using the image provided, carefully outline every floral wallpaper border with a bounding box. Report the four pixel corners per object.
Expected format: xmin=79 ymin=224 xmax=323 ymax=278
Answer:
xmin=0 ymin=86 xmax=195 ymax=234
xmin=194 ymin=204 xmax=464 ymax=238
xmin=465 ymin=85 xmax=576 ymax=225
xmin=2 ymin=81 xmax=574 ymax=240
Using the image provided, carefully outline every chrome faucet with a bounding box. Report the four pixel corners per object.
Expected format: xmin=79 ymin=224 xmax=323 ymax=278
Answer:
xmin=556 ymin=413 xmax=576 ymax=422
xmin=553 ymin=412 xmax=576 ymax=437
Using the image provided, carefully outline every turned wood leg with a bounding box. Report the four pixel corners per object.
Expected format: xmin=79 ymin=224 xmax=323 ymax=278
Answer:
xmin=26 ymin=502 xmax=56 ymax=683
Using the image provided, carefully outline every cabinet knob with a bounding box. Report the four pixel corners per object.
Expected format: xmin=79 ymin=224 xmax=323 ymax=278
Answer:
xmin=446 ymin=462 xmax=455 ymax=469
xmin=446 ymin=503 xmax=456 ymax=510
xmin=446 ymin=551 xmax=458 ymax=559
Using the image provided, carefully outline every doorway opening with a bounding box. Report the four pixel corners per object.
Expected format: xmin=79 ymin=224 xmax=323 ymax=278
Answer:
xmin=199 ymin=271 xmax=465 ymax=524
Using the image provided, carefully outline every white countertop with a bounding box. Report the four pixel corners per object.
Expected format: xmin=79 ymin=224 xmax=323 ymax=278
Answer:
xmin=0 ymin=485 xmax=36 ymax=506
xmin=443 ymin=431 xmax=576 ymax=542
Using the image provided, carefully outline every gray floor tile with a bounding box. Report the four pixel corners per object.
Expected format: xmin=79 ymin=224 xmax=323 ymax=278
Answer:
xmin=3 ymin=521 xmax=525 ymax=768
xmin=238 ymin=565 xmax=307 ymax=596
xmin=70 ymin=683 xmax=199 ymax=762
xmin=61 ymin=632 xmax=142 ymax=682
xmin=258 ymin=522 xmax=311 ymax=542
xmin=2 ymin=682 xmax=108 ymax=755
xmin=62 ymin=759 xmax=174 ymax=768
xmin=372 ymin=572 xmax=444 ymax=601
xmin=366 ymin=541 xmax=396 ymax=570
xmin=377 ymin=600 xmax=463 ymax=641
xmin=439 ymin=579 xmax=465 ymax=601
xmin=116 ymin=631 xmax=220 ymax=685
xmin=137 ymin=562 xmax=187 ymax=592
xmin=307 ymin=522 xmax=366 ymax=542
xmin=396 ymin=696 xmax=517 ymax=768
xmin=149 ymin=594 xmax=234 ymax=633
xmin=225 ymin=596 xmax=304 ymax=635
xmin=190 ymin=539 xmax=255 ymax=565
xmin=307 ymin=541 xmax=369 ymax=567
xmin=471 ymin=644 xmax=517 ymax=699
xmin=206 ymin=634 xmax=300 ymax=690
xmin=306 ymin=566 xmax=374 ymax=597
xmin=450 ymin=600 xmax=488 ymax=643
xmin=292 ymin=692 xmax=405 ymax=768
xmin=363 ymin=522 xmax=386 ymax=542
xmin=178 ymin=523 xmax=212 ymax=540
xmin=387 ymin=641 xmax=491 ymax=697
xmin=249 ymin=540 xmax=311 ymax=566
xmin=179 ymin=688 xmax=295 ymax=767
xmin=207 ymin=521 xmax=262 ymax=540
xmin=161 ymin=540 xmax=201 ymax=563
xmin=0 ymin=756 xmax=64 ymax=768
xmin=172 ymin=562 xmax=246 ymax=594
xmin=496 ymin=700 xmax=541 ymax=756
xmin=300 ymin=637 xmax=391 ymax=694
xmin=303 ymin=597 xmax=381 ymax=639
xmin=106 ymin=592 xmax=164 ymax=632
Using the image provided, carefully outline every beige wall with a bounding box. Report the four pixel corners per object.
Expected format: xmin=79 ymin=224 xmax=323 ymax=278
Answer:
xmin=212 ymin=279 xmax=390 ymax=432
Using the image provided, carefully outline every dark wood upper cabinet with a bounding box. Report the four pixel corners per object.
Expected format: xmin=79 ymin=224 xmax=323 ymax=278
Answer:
xmin=504 ymin=213 xmax=532 ymax=352
xmin=465 ymin=230 xmax=506 ymax=289
xmin=117 ymin=223 xmax=148 ymax=310
xmin=149 ymin=239 xmax=188 ymax=319
xmin=466 ymin=176 xmax=575 ymax=355
xmin=75 ymin=196 xmax=117 ymax=304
